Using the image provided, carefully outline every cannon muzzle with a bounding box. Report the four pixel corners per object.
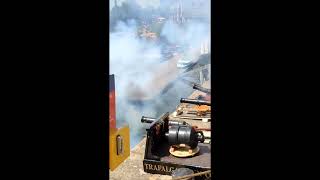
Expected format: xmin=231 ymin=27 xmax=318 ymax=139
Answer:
xmin=141 ymin=116 xmax=156 ymax=123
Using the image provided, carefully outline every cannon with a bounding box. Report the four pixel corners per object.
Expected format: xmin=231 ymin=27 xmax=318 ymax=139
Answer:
xmin=141 ymin=112 xmax=211 ymax=178
xmin=141 ymin=116 xmax=187 ymax=126
xmin=193 ymin=83 xmax=211 ymax=94
xmin=141 ymin=113 xmax=205 ymax=154
xmin=180 ymin=98 xmax=211 ymax=106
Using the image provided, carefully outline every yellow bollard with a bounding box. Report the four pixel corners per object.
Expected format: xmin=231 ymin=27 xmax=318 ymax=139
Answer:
xmin=109 ymin=125 xmax=130 ymax=171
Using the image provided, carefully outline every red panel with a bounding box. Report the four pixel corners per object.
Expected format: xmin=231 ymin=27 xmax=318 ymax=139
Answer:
xmin=109 ymin=75 xmax=116 ymax=129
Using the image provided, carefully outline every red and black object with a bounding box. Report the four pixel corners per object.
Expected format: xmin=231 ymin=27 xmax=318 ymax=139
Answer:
xmin=109 ymin=74 xmax=116 ymax=129
xmin=108 ymin=74 xmax=130 ymax=170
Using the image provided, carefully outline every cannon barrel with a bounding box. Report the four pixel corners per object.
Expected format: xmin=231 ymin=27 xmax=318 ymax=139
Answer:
xmin=141 ymin=116 xmax=156 ymax=123
xmin=141 ymin=112 xmax=169 ymax=124
xmin=180 ymin=98 xmax=211 ymax=106
xmin=141 ymin=116 xmax=187 ymax=126
xmin=193 ymin=84 xmax=211 ymax=94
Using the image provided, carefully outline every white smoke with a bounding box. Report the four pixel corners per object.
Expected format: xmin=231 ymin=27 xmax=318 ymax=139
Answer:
xmin=135 ymin=0 xmax=160 ymax=9
xmin=110 ymin=20 xmax=164 ymax=148
xmin=161 ymin=20 xmax=210 ymax=48
xmin=110 ymin=20 xmax=162 ymax=98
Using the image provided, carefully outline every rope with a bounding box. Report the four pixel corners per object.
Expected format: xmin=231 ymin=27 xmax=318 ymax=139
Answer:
xmin=172 ymin=170 xmax=211 ymax=180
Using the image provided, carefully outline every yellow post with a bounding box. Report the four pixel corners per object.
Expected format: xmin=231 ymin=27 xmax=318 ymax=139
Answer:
xmin=109 ymin=125 xmax=130 ymax=171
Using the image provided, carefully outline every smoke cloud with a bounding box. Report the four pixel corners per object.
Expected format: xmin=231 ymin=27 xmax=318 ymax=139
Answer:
xmin=110 ymin=20 xmax=163 ymax=148
xmin=161 ymin=20 xmax=210 ymax=48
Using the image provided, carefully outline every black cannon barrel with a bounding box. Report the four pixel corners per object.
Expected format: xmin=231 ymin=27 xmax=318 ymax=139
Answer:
xmin=141 ymin=112 xmax=169 ymax=124
xmin=180 ymin=98 xmax=211 ymax=106
xmin=193 ymin=84 xmax=211 ymax=94
xmin=141 ymin=116 xmax=187 ymax=126
xmin=141 ymin=116 xmax=156 ymax=123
